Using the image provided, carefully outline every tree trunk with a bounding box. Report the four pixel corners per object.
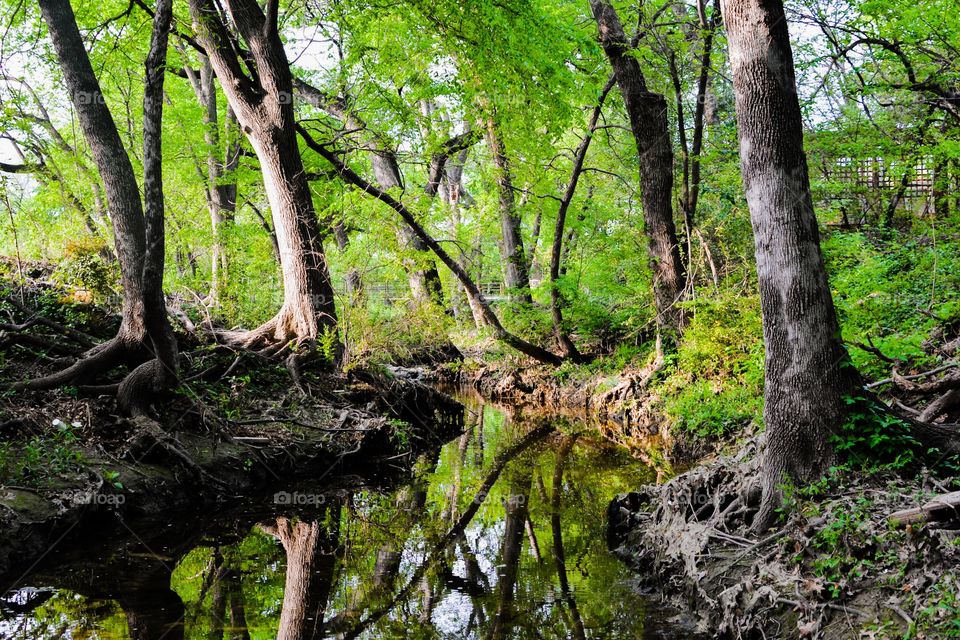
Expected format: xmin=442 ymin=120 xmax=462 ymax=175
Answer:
xmin=485 ymin=120 xmax=532 ymax=304
xmin=489 ymin=465 xmax=531 ymax=640
xmin=26 ymin=0 xmax=176 ymax=415
xmin=187 ymin=55 xmax=240 ymax=308
xmin=189 ymin=0 xmax=338 ymax=351
xmin=332 ymin=219 xmax=363 ymax=301
xmin=369 ymin=151 xmax=445 ymax=305
xmin=550 ymin=434 xmax=586 ymax=640
xmin=722 ymin=0 xmax=859 ymax=529
xmin=549 ymin=76 xmax=615 ymax=360
xmin=590 ymin=0 xmax=687 ymax=337
xmin=294 ymin=78 xmax=445 ymax=306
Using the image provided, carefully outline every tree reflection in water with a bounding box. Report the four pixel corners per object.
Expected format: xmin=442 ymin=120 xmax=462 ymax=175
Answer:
xmin=3 ymin=394 xmax=704 ymax=639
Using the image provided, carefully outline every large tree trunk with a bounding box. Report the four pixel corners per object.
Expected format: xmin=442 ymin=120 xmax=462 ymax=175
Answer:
xmin=189 ymin=0 xmax=338 ymax=351
xmin=589 ymin=0 xmax=687 ymax=337
xmin=25 ymin=0 xmax=177 ymax=415
xmin=721 ymin=0 xmax=859 ymax=529
xmin=485 ymin=120 xmax=532 ymax=304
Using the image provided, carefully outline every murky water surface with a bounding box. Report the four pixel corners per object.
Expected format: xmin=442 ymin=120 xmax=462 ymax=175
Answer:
xmin=1 ymin=392 xmax=700 ymax=638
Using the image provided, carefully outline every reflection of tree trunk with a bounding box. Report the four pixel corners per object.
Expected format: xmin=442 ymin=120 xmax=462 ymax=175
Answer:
xmin=550 ymin=435 xmax=585 ymax=640
xmin=116 ymin=562 xmax=185 ymax=640
xmin=207 ymin=551 xmax=228 ymax=640
xmin=225 ymin=567 xmax=251 ymax=640
xmin=262 ymin=508 xmax=340 ymax=640
xmin=488 ymin=466 xmax=532 ymax=640
xmin=340 ymin=425 xmax=554 ymax=640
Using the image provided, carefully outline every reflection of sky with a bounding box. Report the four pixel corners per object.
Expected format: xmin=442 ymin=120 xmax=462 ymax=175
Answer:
xmin=4 ymin=401 xmax=679 ymax=639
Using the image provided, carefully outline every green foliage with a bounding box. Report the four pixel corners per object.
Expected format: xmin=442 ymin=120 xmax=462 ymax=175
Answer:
xmin=0 ymin=419 xmax=85 ymax=487
xmin=659 ymin=290 xmax=764 ymax=438
xmin=665 ymin=380 xmax=761 ymax=438
xmin=341 ymin=300 xmax=454 ymax=368
xmin=833 ymin=397 xmax=960 ymax=473
xmin=915 ymin=576 xmax=960 ymax=637
xmin=51 ymin=239 xmax=118 ymax=300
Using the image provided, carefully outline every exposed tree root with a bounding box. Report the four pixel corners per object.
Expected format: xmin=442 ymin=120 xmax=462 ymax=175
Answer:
xmin=609 ymin=439 xmax=960 ymax=637
xmin=12 ymin=335 xmax=131 ymax=391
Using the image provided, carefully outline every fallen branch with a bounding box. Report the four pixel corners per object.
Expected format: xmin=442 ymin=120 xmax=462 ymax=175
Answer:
xmin=866 ymin=361 xmax=958 ymax=389
xmin=889 ymin=491 xmax=960 ymax=527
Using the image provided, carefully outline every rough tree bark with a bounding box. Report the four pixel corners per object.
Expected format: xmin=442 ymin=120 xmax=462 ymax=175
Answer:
xmin=262 ymin=512 xmax=339 ymax=640
xmin=22 ymin=0 xmax=176 ymax=416
xmin=189 ymin=0 xmax=338 ymax=351
xmin=486 ymin=119 xmax=533 ymax=304
xmin=589 ymin=0 xmax=687 ymax=337
xmin=721 ymin=0 xmax=859 ymax=529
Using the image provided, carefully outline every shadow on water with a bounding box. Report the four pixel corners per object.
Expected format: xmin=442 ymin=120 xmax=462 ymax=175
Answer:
xmin=0 ymin=391 xmax=703 ymax=639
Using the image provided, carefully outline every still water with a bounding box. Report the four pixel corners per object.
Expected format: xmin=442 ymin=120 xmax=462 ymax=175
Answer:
xmin=1 ymin=392 xmax=700 ymax=639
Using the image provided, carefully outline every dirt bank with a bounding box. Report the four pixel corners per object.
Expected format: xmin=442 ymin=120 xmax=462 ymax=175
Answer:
xmin=0 ymin=278 xmax=464 ymax=580
xmin=607 ymin=441 xmax=960 ymax=638
xmin=421 ymin=357 xmax=731 ymax=475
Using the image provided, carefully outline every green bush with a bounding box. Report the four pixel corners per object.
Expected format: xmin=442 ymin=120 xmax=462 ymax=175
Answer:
xmin=51 ymin=239 xmax=118 ymax=300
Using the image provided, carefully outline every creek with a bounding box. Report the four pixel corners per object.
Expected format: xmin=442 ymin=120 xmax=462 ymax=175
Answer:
xmin=0 ymin=390 xmax=702 ymax=639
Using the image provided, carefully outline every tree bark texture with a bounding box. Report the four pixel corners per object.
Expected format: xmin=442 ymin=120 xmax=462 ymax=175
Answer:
xmin=590 ymin=0 xmax=687 ymax=335
xmin=189 ymin=0 xmax=338 ymax=348
xmin=721 ymin=0 xmax=858 ymax=527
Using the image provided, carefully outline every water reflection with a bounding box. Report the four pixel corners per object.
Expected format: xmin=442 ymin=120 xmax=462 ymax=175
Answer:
xmin=1 ymin=393 xmax=701 ymax=639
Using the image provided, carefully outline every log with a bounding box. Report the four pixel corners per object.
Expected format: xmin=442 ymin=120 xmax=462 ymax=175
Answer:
xmin=889 ymin=491 xmax=960 ymax=527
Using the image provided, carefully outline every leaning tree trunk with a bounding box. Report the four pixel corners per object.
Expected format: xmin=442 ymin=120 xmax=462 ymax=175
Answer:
xmin=25 ymin=0 xmax=176 ymax=414
xmin=722 ymin=0 xmax=859 ymax=529
xmin=299 ymin=127 xmax=564 ymax=365
xmin=589 ymin=0 xmax=687 ymax=337
xmin=189 ymin=0 xmax=338 ymax=351
xmin=293 ymin=79 xmax=444 ymax=306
